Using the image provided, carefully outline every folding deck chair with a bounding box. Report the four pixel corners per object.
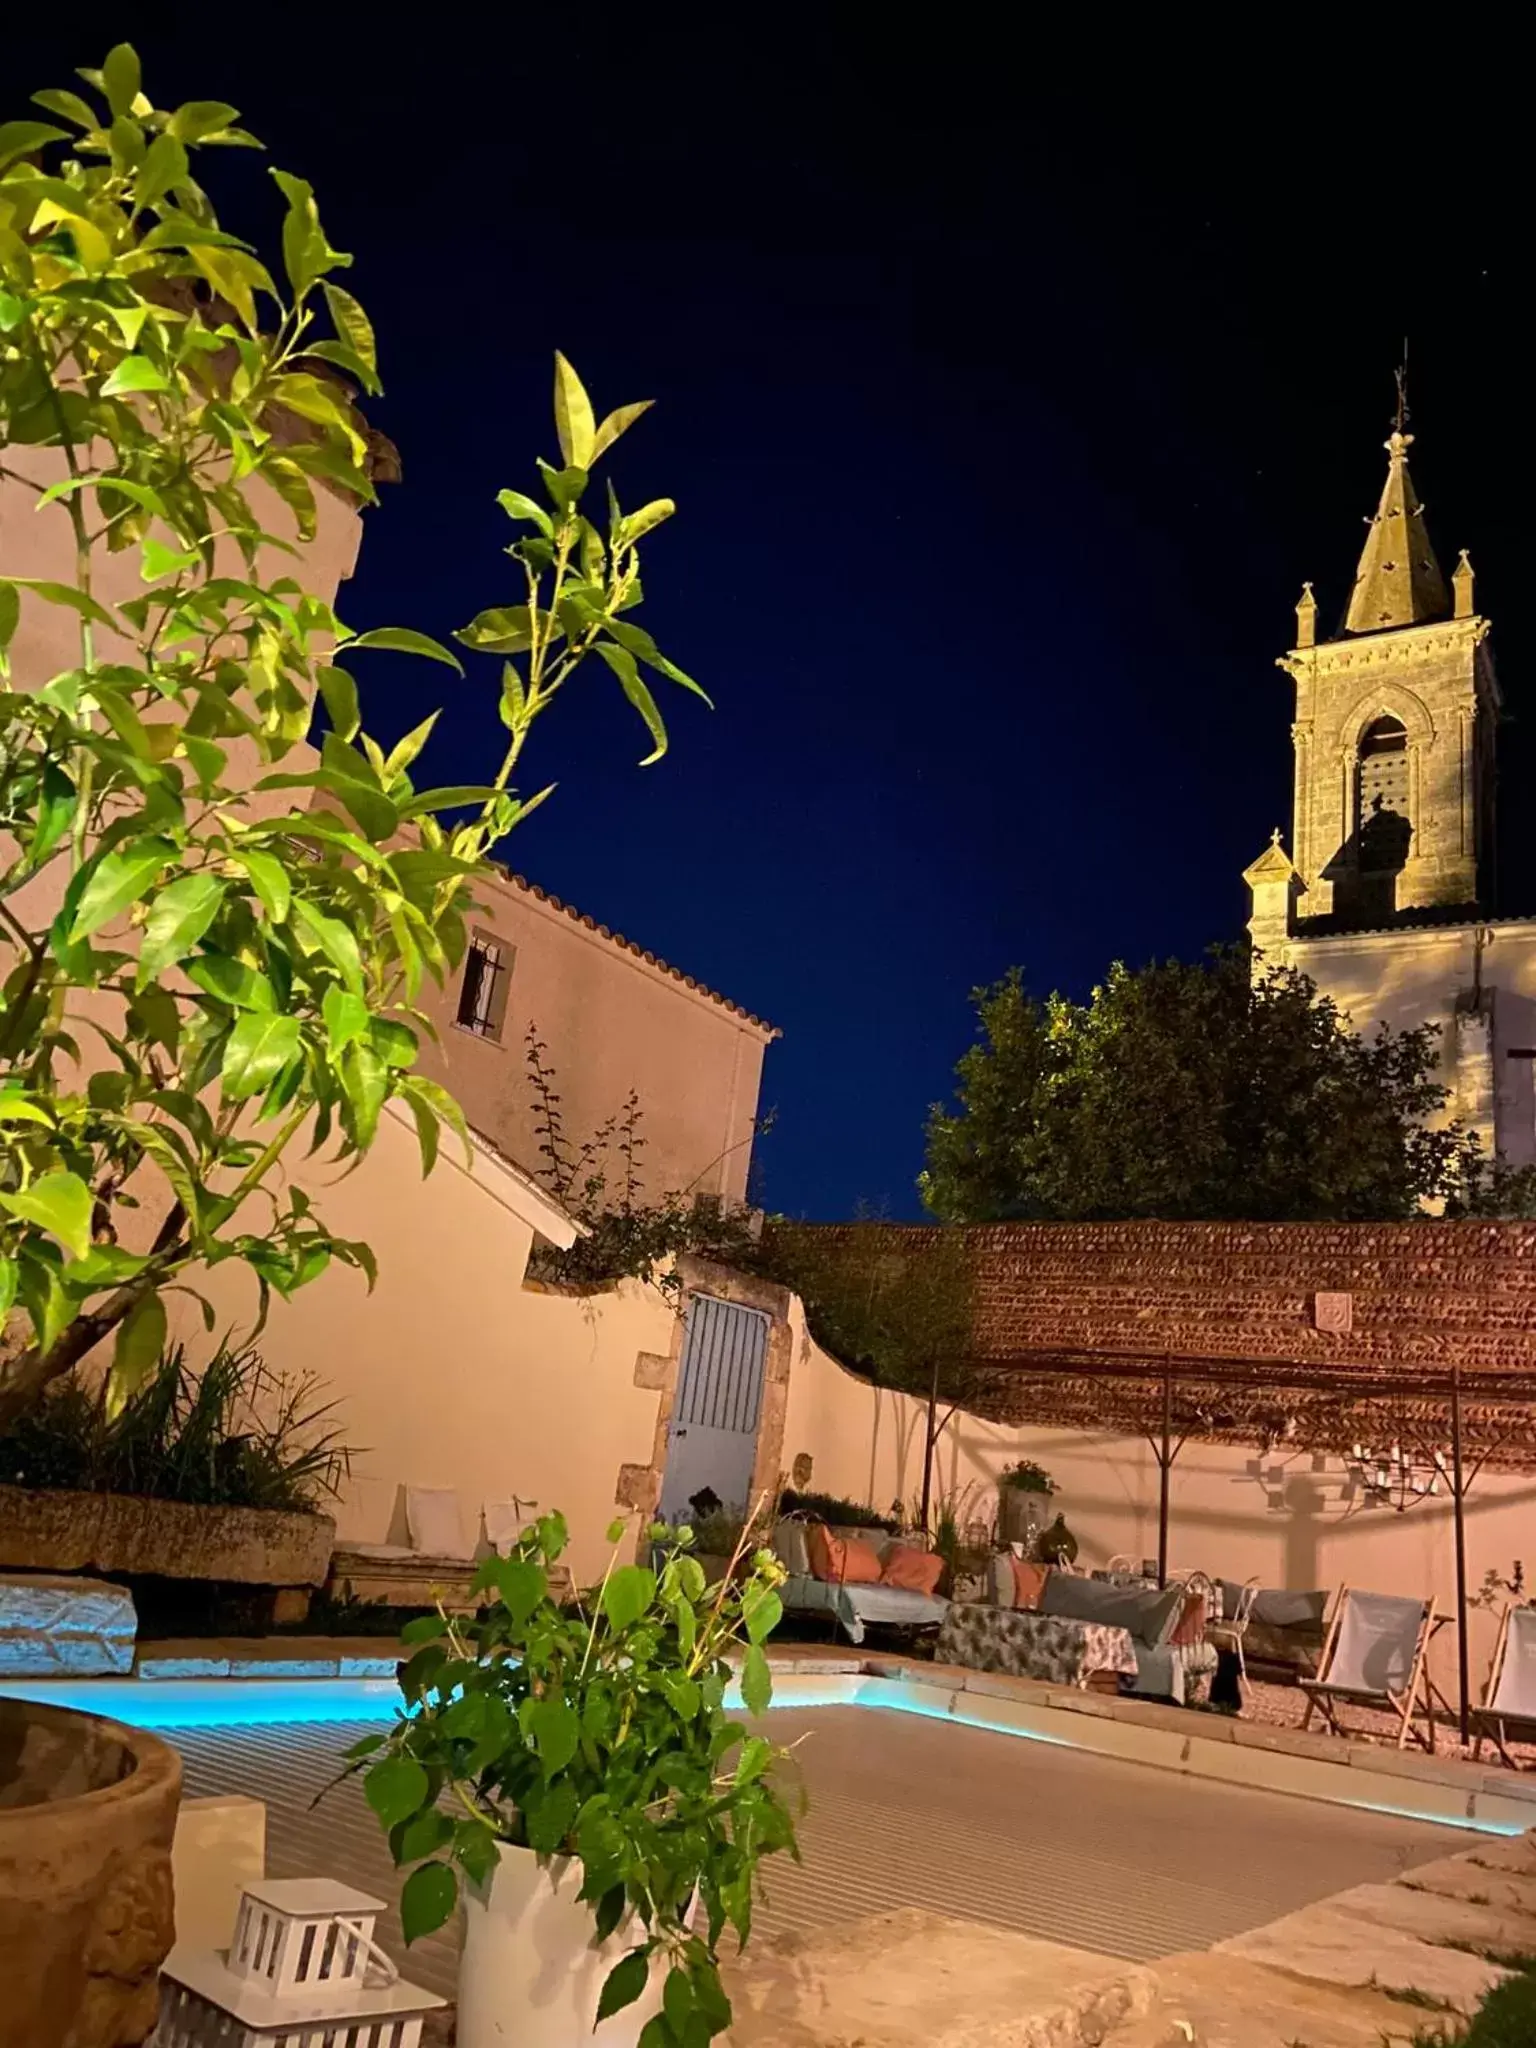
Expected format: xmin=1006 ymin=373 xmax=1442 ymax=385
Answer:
xmin=1299 ymin=1586 xmax=1446 ymax=1752
xmin=1472 ymin=1604 xmax=1536 ymax=1769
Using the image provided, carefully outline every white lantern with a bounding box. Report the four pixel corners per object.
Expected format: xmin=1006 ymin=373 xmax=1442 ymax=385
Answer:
xmin=155 ymin=1878 xmax=444 ymax=2048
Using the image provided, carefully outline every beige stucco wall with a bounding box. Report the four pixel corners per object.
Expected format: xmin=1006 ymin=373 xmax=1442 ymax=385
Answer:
xmin=412 ymin=865 xmax=774 ymax=1205
xmin=782 ymin=1306 xmax=1536 ymax=1690
xmin=1288 ymin=921 xmax=1536 ymax=1168
xmin=172 ymin=1105 xmax=682 ymax=1585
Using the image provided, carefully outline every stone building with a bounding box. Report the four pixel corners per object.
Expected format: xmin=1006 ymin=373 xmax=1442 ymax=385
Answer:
xmin=1243 ymin=426 xmax=1536 ymax=1168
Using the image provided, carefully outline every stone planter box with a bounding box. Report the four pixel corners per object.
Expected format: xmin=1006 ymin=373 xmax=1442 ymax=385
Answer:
xmin=0 ymin=1485 xmax=335 ymax=1588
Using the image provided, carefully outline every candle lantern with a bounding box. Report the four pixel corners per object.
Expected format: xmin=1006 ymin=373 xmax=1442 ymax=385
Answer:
xmin=155 ymin=1877 xmax=444 ymax=2048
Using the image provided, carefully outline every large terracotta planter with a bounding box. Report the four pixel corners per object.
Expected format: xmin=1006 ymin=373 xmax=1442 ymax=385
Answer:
xmin=458 ymin=1844 xmax=666 ymax=2048
xmin=0 ymin=1698 xmax=182 ymax=2048
xmin=0 ymin=1484 xmax=334 ymax=1587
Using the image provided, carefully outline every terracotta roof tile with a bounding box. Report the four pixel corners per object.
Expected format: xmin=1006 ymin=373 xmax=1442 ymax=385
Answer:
xmin=488 ymin=865 xmax=780 ymax=1038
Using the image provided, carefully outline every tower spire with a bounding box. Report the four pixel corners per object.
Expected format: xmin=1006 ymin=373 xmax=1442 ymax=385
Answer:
xmin=1344 ymin=410 xmax=1450 ymax=634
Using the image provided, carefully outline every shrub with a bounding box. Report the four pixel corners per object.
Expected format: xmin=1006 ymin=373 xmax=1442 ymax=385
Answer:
xmin=777 ymin=1488 xmax=897 ymax=1533
xmin=0 ymin=1342 xmax=348 ymax=1511
xmin=1000 ymin=1459 xmax=1055 ymax=1494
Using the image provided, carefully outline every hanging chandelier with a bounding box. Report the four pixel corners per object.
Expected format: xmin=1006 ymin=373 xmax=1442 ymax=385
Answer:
xmin=1346 ymin=1439 xmax=1449 ymax=1512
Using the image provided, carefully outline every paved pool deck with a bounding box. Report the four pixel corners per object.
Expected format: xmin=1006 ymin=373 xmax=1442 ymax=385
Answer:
xmin=173 ymin=1694 xmax=1457 ymax=2003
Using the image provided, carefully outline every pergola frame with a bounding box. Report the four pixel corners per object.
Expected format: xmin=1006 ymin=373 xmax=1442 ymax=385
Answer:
xmin=974 ymin=1343 xmax=1536 ymax=1745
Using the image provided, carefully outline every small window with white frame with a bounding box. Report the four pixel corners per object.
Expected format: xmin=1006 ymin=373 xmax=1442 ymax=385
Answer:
xmin=456 ymin=930 xmax=512 ymax=1041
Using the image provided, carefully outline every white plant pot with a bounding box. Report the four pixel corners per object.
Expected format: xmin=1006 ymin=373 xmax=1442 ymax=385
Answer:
xmin=458 ymin=1842 xmax=667 ymax=2048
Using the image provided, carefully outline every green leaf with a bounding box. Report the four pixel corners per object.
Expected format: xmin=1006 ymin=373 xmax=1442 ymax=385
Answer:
xmin=231 ymin=849 xmax=290 ymax=924
xmin=594 ymin=642 xmax=668 ymax=765
xmin=31 ymin=89 xmax=99 ymax=130
xmin=168 ymin=100 xmax=242 ymax=142
xmin=106 ymin=1291 xmax=166 ymax=1418
xmin=340 ymin=1040 xmax=388 ymax=1146
xmin=323 ymin=986 xmax=371 ymax=1054
xmin=603 ymin=618 xmax=712 ymax=704
xmin=69 ymin=838 xmax=177 ymax=941
xmin=590 ymin=401 xmax=654 ymax=465
xmin=454 ymin=1819 xmax=499 ymax=1888
xmin=0 ymin=583 xmax=19 ymax=673
xmin=400 ymin=1861 xmax=457 ymax=1945
xmin=495 ymin=488 xmax=553 ymax=537
xmin=345 ymin=627 xmax=464 ymax=674
xmin=394 ymin=1808 xmax=454 ymax=1864
xmin=31 ymin=764 xmax=76 ymax=863
xmin=488 ymin=1556 xmax=546 ymax=1629
xmin=322 ymin=282 xmax=377 ymax=375
xmin=528 ymin=1696 xmax=580 ymax=1777
xmin=740 ymin=1642 xmax=773 ymax=1717
xmin=0 ymin=1094 xmax=52 ymax=1126
xmin=137 ymin=874 xmax=225 ymax=987
xmin=384 ymin=713 xmax=439 ymax=780
xmin=552 ymin=351 xmax=596 ymax=468
xmin=741 ymin=1585 xmax=782 ymax=1644
xmin=598 ymin=1950 xmax=652 ymax=2024
xmin=292 ymin=899 xmax=364 ymax=992
xmin=135 ymin=133 xmax=188 ymax=211
xmin=602 ymin=1564 xmax=657 ymax=1633
xmin=454 ymin=606 xmax=534 ymax=655
xmin=616 ymin=498 xmax=676 ymax=549
xmin=734 ymin=1734 xmax=773 ymax=1785
xmin=317 ymin=665 xmax=360 ymax=742
xmin=364 ymin=1755 xmax=430 ymax=1831
xmin=221 ymin=1013 xmax=302 ymax=1099
xmin=101 ymin=355 xmax=170 ymax=397
xmin=399 ymin=1614 xmax=446 ymax=1645
xmin=10 ymin=578 xmax=118 ymax=632
xmin=187 ymin=955 xmax=276 ymax=1010
xmin=402 ymin=1089 xmax=439 ymax=1178
xmin=100 ymin=44 xmax=142 ymax=120
xmin=141 ymin=535 xmax=197 ymax=582
xmin=0 ymin=1258 xmax=17 ymax=1321
xmin=0 ymin=121 xmax=69 ymax=173
xmin=0 ymin=1171 xmax=94 ymax=1260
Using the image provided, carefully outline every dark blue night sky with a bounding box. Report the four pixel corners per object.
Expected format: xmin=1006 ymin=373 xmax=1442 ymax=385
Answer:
xmin=11 ymin=21 xmax=1535 ymax=1217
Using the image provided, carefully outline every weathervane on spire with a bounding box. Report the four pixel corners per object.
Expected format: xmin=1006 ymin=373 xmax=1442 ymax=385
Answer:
xmin=1386 ymin=347 xmax=1413 ymax=461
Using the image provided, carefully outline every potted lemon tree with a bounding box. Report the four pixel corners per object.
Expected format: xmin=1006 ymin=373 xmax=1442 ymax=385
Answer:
xmin=354 ymin=1512 xmax=800 ymax=2047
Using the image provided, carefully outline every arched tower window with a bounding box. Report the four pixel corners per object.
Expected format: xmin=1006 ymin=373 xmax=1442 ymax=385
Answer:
xmin=1356 ymin=715 xmax=1411 ymax=872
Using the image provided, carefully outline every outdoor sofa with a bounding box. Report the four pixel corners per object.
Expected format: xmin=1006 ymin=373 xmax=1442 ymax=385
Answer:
xmin=938 ymin=1564 xmax=1206 ymax=1699
xmin=773 ymin=1520 xmax=950 ymax=1643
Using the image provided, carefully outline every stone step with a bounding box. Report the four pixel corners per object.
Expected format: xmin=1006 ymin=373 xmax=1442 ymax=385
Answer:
xmin=721 ymin=1906 xmax=1154 ymax=2046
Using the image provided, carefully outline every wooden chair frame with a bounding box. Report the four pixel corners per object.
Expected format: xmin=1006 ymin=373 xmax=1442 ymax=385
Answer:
xmin=1471 ymin=1604 xmax=1536 ymax=1771
xmin=1299 ymin=1585 xmax=1449 ymax=1753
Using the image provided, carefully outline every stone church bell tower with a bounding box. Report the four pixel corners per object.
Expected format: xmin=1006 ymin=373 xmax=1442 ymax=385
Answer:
xmin=1245 ymin=425 xmax=1500 ymax=956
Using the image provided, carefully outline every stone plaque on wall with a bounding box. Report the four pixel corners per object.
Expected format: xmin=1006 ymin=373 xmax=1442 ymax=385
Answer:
xmin=1313 ymin=1291 xmax=1353 ymax=1334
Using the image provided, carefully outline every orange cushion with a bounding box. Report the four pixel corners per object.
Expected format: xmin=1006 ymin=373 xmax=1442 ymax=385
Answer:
xmin=806 ymin=1526 xmax=884 ymax=1584
xmin=880 ymin=1544 xmax=944 ymax=1596
xmin=1010 ymin=1557 xmax=1047 ymax=1610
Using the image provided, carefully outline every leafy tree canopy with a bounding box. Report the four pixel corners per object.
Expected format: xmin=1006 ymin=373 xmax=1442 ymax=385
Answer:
xmin=920 ymin=948 xmax=1487 ymax=1224
xmin=0 ymin=48 xmax=698 ymax=1428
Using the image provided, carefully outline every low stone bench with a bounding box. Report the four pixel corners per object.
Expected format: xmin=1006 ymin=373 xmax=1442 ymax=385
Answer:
xmin=329 ymin=1546 xmax=573 ymax=1614
xmin=0 ymin=1572 xmax=136 ymax=1676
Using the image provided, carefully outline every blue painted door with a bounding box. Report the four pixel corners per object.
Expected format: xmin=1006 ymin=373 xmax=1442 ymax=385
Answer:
xmin=658 ymin=1295 xmax=771 ymax=1524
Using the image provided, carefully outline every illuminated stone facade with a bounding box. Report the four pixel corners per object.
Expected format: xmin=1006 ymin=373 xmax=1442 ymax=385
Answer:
xmin=1244 ymin=428 xmax=1536 ymax=1167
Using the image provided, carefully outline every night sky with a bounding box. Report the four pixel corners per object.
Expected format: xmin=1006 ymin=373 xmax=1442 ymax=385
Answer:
xmin=10 ymin=23 xmax=1536 ymax=1218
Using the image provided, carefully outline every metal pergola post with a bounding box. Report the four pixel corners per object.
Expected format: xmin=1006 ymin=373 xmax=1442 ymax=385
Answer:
xmin=1158 ymin=1355 xmax=1173 ymax=1588
xmin=1450 ymin=1364 xmax=1471 ymax=1748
